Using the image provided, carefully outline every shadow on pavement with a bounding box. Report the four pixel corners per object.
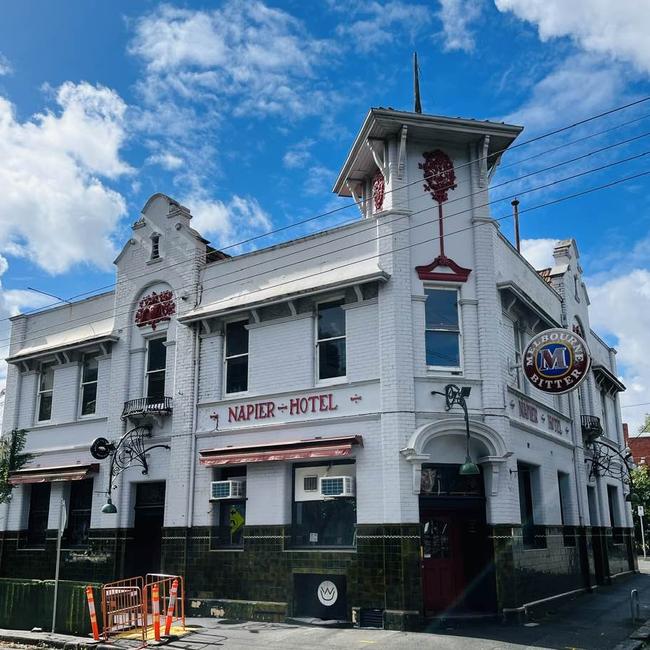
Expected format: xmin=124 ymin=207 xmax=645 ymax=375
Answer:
xmin=428 ymin=568 xmax=650 ymax=650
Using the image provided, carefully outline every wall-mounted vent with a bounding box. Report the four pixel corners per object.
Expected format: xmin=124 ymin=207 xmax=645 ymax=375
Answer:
xmin=319 ymin=476 xmax=355 ymax=498
xmin=304 ymin=476 xmax=318 ymax=492
xmin=210 ymin=480 xmax=245 ymax=500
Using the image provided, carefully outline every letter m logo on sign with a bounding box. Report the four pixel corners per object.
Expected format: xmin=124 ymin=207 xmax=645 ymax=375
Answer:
xmin=539 ymin=346 xmax=568 ymax=371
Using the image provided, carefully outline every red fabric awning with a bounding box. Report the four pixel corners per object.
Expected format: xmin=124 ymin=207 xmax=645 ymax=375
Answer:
xmin=199 ymin=435 xmax=363 ymax=467
xmin=8 ymin=463 xmax=100 ymax=485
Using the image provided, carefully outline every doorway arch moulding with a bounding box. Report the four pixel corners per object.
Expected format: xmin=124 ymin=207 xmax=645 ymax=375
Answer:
xmin=400 ymin=416 xmax=512 ymax=496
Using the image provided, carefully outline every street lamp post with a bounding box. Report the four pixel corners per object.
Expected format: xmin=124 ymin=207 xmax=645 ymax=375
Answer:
xmin=431 ymin=384 xmax=480 ymax=476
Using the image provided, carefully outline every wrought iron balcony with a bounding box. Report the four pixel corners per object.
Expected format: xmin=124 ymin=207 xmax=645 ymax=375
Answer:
xmin=581 ymin=414 xmax=603 ymax=440
xmin=122 ymin=396 xmax=173 ymax=420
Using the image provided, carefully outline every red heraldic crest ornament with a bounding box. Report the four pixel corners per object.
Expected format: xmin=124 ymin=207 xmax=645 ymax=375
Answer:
xmin=419 ymin=149 xmax=457 ymax=203
xmin=415 ymin=149 xmax=472 ymax=283
xmin=135 ymin=290 xmax=176 ymax=330
xmin=372 ymin=171 xmax=385 ymax=211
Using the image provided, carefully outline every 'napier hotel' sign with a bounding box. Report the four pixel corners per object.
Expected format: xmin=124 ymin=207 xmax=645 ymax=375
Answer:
xmin=523 ymin=328 xmax=591 ymax=394
xmin=227 ymin=393 xmax=338 ymax=423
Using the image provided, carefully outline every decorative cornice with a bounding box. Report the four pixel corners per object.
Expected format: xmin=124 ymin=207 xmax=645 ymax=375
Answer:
xmin=416 ymin=254 xmax=472 ymax=283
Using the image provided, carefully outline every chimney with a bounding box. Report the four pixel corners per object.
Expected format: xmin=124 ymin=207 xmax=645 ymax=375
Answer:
xmin=511 ymin=199 xmax=520 ymax=252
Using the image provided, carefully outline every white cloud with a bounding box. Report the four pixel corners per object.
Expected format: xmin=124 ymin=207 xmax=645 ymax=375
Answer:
xmin=502 ymin=54 xmax=629 ymax=132
xmin=130 ymin=2 xmax=337 ymax=119
xmin=146 ymin=152 xmax=184 ymax=171
xmin=283 ymin=139 xmax=315 ymax=169
xmin=335 ymin=1 xmax=432 ymax=54
xmin=186 ymin=194 xmax=272 ymax=249
xmin=304 ymin=165 xmax=335 ymax=196
xmin=520 ymin=238 xmax=557 ymax=269
xmin=495 ymin=0 xmax=650 ymax=74
xmin=0 ymin=53 xmax=11 ymax=76
xmin=438 ymin=0 xmax=482 ymax=53
xmin=0 ymin=82 xmax=130 ymax=274
xmin=589 ymin=269 xmax=650 ymax=434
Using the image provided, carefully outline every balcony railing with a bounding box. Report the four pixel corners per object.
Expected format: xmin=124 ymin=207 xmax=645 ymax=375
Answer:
xmin=581 ymin=414 xmax=603 ymax=439
xmin=122 ymin=396 xmax=173 ymax=420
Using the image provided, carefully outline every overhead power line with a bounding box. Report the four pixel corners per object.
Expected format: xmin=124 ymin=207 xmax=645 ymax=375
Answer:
xmin=7 ymin=96 xmax=650 ymax=319
xmin=2 ymin=163 xmax=648 ymax=352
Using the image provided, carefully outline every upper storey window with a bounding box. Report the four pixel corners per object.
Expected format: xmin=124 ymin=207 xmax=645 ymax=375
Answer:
xmin=79 ymin=353 xmax=99 ymax=416
xmin=150 ymin=233 xmax=160 ymax=260
xmin=146 ymin=338 xmax=167 ymax=401
xmin=37 ymin=362 xmax=55 ymax=421
xmin=225 ymin=320 xmax=249 ymax=394
xmin=317 ymin=301 xmax=346 ymax=380
xmin=425 ymin=288 xmax=461 ymax=369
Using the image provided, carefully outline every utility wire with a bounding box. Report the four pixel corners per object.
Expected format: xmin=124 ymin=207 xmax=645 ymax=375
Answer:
xmin=3 ymin=148 xmax=649 ymax=348
xmin=5 ymin=119 xmax=650 ymax=332
xmin=3 ymin=164 xmax=648 ymax=352
xmin=9 ymin=97 xmax=650 ymax=318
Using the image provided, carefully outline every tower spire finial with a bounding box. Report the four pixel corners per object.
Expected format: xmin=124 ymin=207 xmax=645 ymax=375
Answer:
xmin=413 ymin=52 xmax=422 ymax=114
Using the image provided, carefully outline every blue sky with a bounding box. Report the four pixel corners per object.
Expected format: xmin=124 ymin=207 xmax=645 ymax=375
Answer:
xmin=0 ymin=0 xmax=649 ymax=430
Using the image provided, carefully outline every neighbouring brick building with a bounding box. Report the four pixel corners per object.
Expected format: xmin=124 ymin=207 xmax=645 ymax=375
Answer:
xmin=0 ymin=107 xmax=634 ymax=629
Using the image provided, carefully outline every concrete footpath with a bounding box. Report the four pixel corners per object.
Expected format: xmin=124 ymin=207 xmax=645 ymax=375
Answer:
xmin=3 ymin=563 xmax=650 ymax=650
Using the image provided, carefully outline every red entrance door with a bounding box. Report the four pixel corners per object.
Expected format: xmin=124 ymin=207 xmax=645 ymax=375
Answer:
xmin=421 ymin=513 xmax=464 ymax=615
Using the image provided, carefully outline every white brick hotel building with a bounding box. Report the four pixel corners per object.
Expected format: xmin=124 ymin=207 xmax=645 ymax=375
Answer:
xmin=0 ymin=107 xmax=633 ymax=628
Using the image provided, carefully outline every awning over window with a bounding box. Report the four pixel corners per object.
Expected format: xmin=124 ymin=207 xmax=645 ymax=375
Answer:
xmin=593 ymin=365 xmax=626 ymax=394
xmin=199 ymin=435 xmax=363 ymax=466
xmin=8 ymin=463 xmax=100 ymax=485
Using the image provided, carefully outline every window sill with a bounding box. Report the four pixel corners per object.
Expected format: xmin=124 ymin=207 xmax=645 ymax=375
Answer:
xmin=18 ymin=546 xmax=47 ymax=552
xmin=426 ymin=366 xmax=463 ymax=374
xmin=315 ymin=377 xmax=348 ymax=388
xmin=209 ymin=547 xmax=244 ymax=553
xmin=222 ymin=391 xmax=250 ymax=401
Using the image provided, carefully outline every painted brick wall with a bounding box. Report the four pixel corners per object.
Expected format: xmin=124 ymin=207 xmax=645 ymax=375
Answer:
xmin=248 ymin=315 xmax=314 ymax=394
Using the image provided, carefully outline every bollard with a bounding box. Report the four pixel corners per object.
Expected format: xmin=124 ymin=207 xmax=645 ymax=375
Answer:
xmin=152 ymin=584 xmax=161 ymax=641
xmin=85 ymin=586 xmax=100 ymax=641
xmin=164 ymin=579 xmax=179 ymax=635
xmin=631 ymin=589 xmax=640 ymax=625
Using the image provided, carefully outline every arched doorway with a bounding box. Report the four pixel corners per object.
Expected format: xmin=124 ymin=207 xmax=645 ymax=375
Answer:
xmin=403 ymin=418 xmax=507 ymax=617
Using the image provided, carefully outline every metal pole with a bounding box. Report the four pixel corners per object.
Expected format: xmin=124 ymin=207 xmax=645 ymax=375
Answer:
xmin=641 ymin=514 xmax=646 ymax=560
xmin=51 ymin=498 xmax=66 ymax=633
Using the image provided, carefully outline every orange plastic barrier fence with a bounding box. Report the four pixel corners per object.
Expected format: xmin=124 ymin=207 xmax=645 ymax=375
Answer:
xmin=101 ymin=576 xmax=146 ymax=644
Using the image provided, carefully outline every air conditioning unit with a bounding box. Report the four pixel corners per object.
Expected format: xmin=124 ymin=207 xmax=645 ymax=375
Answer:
xmin=319 ymin=476 xmax=355 ymax=498
xmin=210 ymin=480 xmax=245 ymax=500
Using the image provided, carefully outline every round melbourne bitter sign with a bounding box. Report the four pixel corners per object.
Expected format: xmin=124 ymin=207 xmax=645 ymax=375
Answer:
xmin=523 ymin=328 xmax=591 ymax=394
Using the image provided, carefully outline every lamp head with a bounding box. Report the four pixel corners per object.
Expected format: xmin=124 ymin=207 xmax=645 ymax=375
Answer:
xmin=459 ymin=455 xmax=480 ymax=476
xmin=101 ymin=498 xmax=117 ymax=514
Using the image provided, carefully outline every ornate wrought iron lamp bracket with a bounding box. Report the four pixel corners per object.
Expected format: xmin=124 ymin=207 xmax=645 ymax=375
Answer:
xmin=431 ymin=384 xmax=479 ymax=475
xmin=584 ymin=436 xmax=636 ymax=500
xmin=90 ymin=426 xmax=171 ymax=513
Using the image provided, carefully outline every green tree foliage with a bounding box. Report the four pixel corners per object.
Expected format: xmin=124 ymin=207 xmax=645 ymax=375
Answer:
xmin=631 ymin=465 xmax=650 ymax=511
xmin=0 ymin=429 xmax=32 ymax=504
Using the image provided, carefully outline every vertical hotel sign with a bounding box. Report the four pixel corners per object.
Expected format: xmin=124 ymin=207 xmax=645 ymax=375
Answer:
xmin=523 ymin=328 xmax=591 ymax=394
